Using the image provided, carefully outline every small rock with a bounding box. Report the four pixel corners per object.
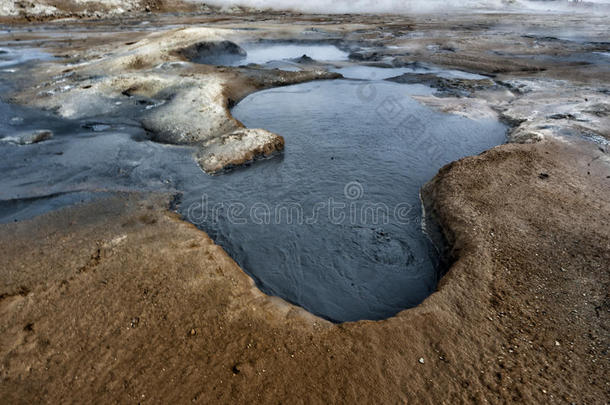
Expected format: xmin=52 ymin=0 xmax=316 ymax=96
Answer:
xmin=555 ymin=341 xmax=561 ymax=346
xmin=418 ymin=357 xmax=425 ymax=364
xmin=1 ymin=129 xmax=53 ymax=145
xmin=293 ymin=54 xmax=315 ymax=64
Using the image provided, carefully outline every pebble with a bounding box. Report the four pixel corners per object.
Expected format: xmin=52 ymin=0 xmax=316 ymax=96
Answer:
xmin=418 ymin=357 xmax=425 ymax=364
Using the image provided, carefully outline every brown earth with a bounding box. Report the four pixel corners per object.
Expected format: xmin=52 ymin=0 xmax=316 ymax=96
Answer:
xmin=1 ymin=137 xmax=608 ymax=404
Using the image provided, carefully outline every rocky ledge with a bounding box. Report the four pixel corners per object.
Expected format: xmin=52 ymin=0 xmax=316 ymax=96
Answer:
xmin=9 ymin=27 xmax=339 ymax=173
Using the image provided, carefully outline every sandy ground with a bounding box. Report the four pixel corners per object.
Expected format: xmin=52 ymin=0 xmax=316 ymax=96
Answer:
xmin=0 ymin=7 xmax=609 ymax=404
xmin=0 ymin=137 xmax=608 ymax=404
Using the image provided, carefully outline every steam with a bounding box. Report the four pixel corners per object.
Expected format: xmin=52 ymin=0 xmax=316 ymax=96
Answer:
xmin=200 ymin=0 xmax=610 ymax=14
xmin=199 ymin=0 xmax=609 ymax=13
xmin=202 ymin=0 xmax=499 ymax=13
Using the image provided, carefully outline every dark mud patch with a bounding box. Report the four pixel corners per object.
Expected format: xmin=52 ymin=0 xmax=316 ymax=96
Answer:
xmin=386 ymin=72 xmax=498 ymax=97
xmin=0 ymin=191 xmax=111 ymax=223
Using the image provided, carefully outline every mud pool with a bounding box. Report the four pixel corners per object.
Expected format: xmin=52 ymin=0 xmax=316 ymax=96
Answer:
xmin=188 ymin=42 xmax=350 ymax=68
xmin=179 ymin=78 xmax=507 ymax=322
xmin=230 ymin=43 xmax=349 ymax=67
xmin=0 ymin=47 xmax=507 ymax=321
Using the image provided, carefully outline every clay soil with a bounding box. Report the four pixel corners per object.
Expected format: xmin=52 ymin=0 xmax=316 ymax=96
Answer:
xmin=1 ymin=137 xmax=608 ymax=404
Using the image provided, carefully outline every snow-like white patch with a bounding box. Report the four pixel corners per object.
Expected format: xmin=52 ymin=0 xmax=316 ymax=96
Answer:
xmin=0 ymin=1 xmax=59 ymax=16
